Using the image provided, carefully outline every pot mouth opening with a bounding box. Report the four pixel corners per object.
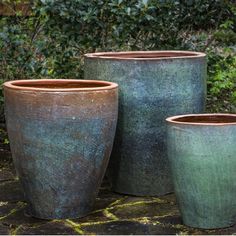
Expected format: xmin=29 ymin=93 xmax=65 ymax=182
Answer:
xmin=166 ymin=114 xmax=236 ymax=126
xmin=85 ymin=51 xmax=206 ymax=60
xmin=4 ymin=79 xmax=118 ymax=92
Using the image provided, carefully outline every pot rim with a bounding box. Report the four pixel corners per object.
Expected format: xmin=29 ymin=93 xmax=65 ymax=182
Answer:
xmin=84 ymin=50 xmax=206 ymax=61
xmin=166 ymin=113 xmax=236 ymax=126
xmin=3 ymin=79 xmax=118 ymax=92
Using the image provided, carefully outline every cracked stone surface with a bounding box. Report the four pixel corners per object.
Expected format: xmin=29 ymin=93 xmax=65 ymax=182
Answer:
xmin=1 ymin=153 xmax=236 ymax=235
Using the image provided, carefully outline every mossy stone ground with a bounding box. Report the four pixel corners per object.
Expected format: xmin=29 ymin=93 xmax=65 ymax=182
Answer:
xmin=1 ymin=153 xmax=236 ymax=235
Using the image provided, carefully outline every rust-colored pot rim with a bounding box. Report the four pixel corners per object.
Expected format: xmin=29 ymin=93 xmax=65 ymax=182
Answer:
xmin=166 ymin=113 xmax=236 ymax=126
xmin=3 ymin=79 xmax=118 ymax=92
xmin=84 ymin=50 xmax=206 ymax=61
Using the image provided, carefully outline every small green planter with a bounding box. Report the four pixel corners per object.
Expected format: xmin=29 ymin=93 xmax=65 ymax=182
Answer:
xmin=166 ymin=114 xmax=236 ymax=229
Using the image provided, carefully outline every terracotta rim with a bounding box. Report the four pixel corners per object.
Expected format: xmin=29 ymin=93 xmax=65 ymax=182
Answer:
xmin=85 ymin=51 xmax=206 ymax=60
xmin=166 ymin=114 xmax=236 ymax=126
xmin=3 ymin=79 xmax=118 ymax=92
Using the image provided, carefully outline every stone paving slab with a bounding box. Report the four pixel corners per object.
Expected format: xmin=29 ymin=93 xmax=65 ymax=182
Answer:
xmin=1 ymin=156 xmax=236 ymax=235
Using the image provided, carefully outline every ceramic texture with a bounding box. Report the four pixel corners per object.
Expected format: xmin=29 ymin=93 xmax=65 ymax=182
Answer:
xmin=84 ymin=51 xmax=207 ymax=196
xmin=4 ymin=79 xmax=118 ymax=219
xmin=166 ymin=114 xmax=236 ymax=229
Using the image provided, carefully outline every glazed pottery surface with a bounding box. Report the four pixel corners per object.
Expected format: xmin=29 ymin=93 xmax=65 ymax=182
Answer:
xmin=84 ymin=51 xmax=207 ymax=196
xmin=166 ymin=114 xmax=236 ymax=229
xmin=4 ymin=79 xmax=118 ymax=219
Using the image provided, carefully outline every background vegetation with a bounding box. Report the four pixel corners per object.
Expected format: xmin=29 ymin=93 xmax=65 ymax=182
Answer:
xmin=0 ymin=0 xmax=235 ymax=122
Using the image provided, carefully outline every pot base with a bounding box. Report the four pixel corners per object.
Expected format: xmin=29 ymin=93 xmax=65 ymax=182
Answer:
xmin=112 ymin=189 xmax=173 ymax=197
xmin=108 ymin=169 xmax=174 ymax=197
xmin=183 ymin=220 xmax=235 ymax=230
xmin=111 ymin=183 xmax=173 ymax=197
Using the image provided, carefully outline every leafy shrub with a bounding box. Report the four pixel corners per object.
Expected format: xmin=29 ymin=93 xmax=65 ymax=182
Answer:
xmin=207 ymin=48 xmax=236 ymax=113
xmin=33 ymin=0 xmax=235 ymax=76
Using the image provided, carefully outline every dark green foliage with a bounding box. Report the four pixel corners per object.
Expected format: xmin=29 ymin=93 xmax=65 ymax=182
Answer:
xmin=0 ymin=0 xmax=235 ymax=114
xmin=36 ymin=0 xmax=234 ymax=49
xmin=207 ymin=49 xmax=236 ymax=113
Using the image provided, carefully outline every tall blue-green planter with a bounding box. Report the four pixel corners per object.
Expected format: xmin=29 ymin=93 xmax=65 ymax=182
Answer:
xmin=84 ymin=51 xmax=207 ymax=196
xmin=166 ymin=114 xmax=236 ymax=229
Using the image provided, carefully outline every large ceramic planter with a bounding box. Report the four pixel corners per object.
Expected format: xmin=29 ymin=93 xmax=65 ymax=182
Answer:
xmin=4 ymin=79 xmax=118 ymax=219
xmin=166 ymin=114 xmax=236 ymax=229
xmin=84 ymin=51 xmax=207 ymax=196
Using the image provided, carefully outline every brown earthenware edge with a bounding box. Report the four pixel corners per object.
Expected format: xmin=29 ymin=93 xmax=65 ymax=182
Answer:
xmin=85 ymin=51 xmax=206 ymax=60
xmin=3 ymin=79 xmax=118 ymax=92
xmin=166 ymin=113 xmax=236 ymax=126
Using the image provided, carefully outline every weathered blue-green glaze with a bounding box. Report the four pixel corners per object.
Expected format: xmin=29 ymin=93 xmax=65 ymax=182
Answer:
xmin=84 ymin=51 xmax=207 ymax=196
xmin=166 ymin=114 xmax=236 ymax=229
xmin=4 ymin=79 xmax=118 ymax=219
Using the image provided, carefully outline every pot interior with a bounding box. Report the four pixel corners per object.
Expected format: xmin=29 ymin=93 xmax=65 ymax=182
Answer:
xmin=172 ymin=115 xmax=236 ymax=124
xmin=10 ymin=80 xmax=110 ymax=89
xmin=87 ymin=51 xmax=203 ymax=59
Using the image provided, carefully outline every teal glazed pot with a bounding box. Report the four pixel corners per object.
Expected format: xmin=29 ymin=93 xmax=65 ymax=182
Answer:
xmin=84 ymin=51 xmax=207 ymax=196
xmin=4 ymin=79 xmax=118 ymax=219
xmin=166 ymin=114 xmax=236 ymax=229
